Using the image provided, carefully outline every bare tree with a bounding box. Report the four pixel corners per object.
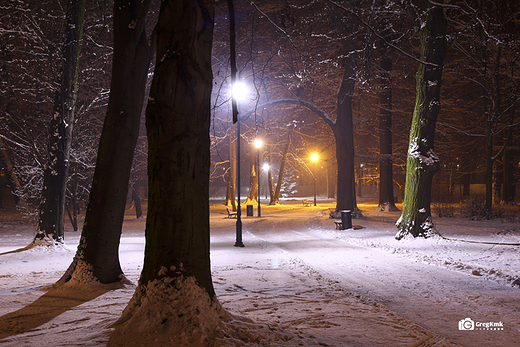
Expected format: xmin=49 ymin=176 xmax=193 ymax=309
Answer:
xmin=35 ymin=0 xmax=86 ymax=245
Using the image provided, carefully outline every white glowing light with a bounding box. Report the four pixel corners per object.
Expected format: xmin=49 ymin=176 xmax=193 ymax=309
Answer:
xmin=231 ymin=81 xmax=249 ymax=102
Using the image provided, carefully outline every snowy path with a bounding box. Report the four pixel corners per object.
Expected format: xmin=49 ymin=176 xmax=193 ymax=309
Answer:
xmin=211 ymin=205 xmax=520 ymax=346
xmin=0 ymin=202 xmax=519 ymax=346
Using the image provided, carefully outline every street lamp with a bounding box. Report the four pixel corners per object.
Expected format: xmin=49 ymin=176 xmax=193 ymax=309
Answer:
xmin=254 ymin=139 xmax=263 ymax=217
xmin=232 ymin=81 xmax=248 ymax=247
xmin=311 ymin=153 xmax=319 ymax=206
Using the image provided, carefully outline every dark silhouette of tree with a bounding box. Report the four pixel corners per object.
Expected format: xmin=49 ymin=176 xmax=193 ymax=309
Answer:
xmin=60 ymin=0 xmax=154 ymax=284
xmin=375 ymin=13 xmax=399 ymax=212
xmin=139 ymin=0 xmax=215 ymax=296
xmin=35 ymin=0 xmax=86 ymax=245
xmin=110 ymin=1 xmax=227 ymax=344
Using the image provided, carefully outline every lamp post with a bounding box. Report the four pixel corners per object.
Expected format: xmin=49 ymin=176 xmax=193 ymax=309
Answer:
xmin=311 ymin=153 xmax=318 ymax=206
xmin=254 ymin=139 xmax=263 ymax=217
xmin=232 ymin=81 xmax=248 ymax=247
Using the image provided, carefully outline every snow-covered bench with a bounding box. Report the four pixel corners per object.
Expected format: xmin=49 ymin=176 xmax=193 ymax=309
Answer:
xmin=302 ymin=199 xmax=312 ymax=207
xmin=226 ymin=207 xmax=237 ymax=218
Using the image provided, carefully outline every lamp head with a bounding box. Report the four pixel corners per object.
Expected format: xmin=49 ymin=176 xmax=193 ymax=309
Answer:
xmin=231 ymin=81 xmax=249 ymax=102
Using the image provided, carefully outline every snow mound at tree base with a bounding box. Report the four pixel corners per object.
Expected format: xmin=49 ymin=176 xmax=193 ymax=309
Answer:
xmin=108 ymin=270 xmax=293 ymax=346
xmin=375 ymin=202 xmax=400 ymax=212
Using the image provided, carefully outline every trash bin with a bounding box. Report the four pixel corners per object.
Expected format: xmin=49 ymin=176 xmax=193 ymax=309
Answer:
xmin=341 ymin=210 xmax=352 ymax=230
xmin=246 ymin=204 xmax=253 ymax=216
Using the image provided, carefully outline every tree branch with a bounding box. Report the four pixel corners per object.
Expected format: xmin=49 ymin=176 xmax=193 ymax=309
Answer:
xmin=249 ymin=1 xmax=304 ymax=58
xmin=326 ymin=0 xmax=439 ymax=67
xmin=244 ymin=98 xmax=336 ymax=129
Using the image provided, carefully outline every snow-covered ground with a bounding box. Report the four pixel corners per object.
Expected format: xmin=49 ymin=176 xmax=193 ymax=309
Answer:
xmin=0 ymin=200 xmax=519 ymax=346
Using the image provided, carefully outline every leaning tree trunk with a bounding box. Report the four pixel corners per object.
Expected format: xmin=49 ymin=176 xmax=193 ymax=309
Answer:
xmin=272 ymin=139 xmax=290 ymax=205
xmin=396 ymin=2 xmax=447 ymax=240
xmin=35 ymin=0 xmax=85 ymax=244
xmin=267 ymin=147 xmax=275 ymax=203
xmin=59 ymin=0 xmax=153 ymax=284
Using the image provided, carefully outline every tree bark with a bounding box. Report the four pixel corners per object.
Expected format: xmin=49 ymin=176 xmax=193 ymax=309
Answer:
xmin=334 ymin=59 xmax=357 ymax=214
xmin=327 ymin=160 xmax=335 ymax=199
xmin=59 ymin=0 xmax=153 ymax=284
xmin=0 ymin=138 xmax=25 ymax=207
xmin=272 ymin=139 xmax=290 ymax=205
xmin=328 ymin=4 xmax=358 ymax=215
xmin=35 ymin=0 xmax=85 ymax=244
xmin=502 ymin=126 xmax=515 ymax=203
xmin=245 ymin=152 xmax=258 ymax=204
xmin=396 ymin=2 xmax=447 ymax=240
xmin=377 ymin=53 xmax=398 ymax=212
xmin=139 ymin=0 xmax=215 ymax=296
xmin=226 ymin=131 xmax=236 ymax=209
xmin=267 ymin=147 xmax=275 ymax=203
xmin=131 ymin=183 xmax=143 ymax=219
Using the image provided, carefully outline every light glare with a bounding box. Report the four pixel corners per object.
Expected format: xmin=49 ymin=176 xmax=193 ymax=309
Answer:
xmin=231 ymin=81 xmax=248 ymax=101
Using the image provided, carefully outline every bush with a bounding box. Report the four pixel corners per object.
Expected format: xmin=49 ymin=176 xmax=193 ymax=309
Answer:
xmin=460 ymin=197 xmax=498 ymax=220
xmin=432 ymin=202 xmax=455 ymax=218
xmin=498 ymin=203 xmax=520 ymax=223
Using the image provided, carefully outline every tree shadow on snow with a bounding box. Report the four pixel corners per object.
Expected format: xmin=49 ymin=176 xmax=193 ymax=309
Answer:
xmin=0 ymin=284 xmax=111 ymax=339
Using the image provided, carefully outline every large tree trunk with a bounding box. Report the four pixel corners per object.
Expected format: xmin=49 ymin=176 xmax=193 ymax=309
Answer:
xmin=110 ymin=2 xmax=223 ymax=344
xmin=334 ymin=59 xmax=357 ymax=214
xmin=138 ymin=0 xmax=215 ymax=294
xmin=59 ymin=0 xmax=153 ymax=284
xmin=396 ymin=2 xmax=447 ymax=240
xmin=35 ymin=0 xmax=85 ymax=244
xmin=377 ymin=53 xmax=398 ymax=212
xmin=329 ymin=5 xmax=358 ymax=216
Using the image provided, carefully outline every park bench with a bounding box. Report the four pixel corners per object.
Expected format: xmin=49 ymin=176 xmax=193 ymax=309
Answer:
xmin=302 ymin=199 xmax=312 ymax=207
xmin=334 ymin=220 xmax=342 ymax=229
xmin=226 ymin=207 xmax=237 ymax=218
